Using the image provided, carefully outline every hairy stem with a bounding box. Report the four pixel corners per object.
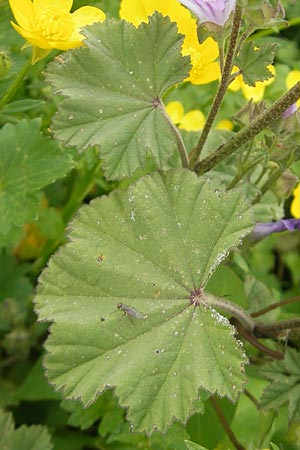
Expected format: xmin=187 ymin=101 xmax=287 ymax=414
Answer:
xmin=189 ymin=4 xmax=243 ymax=168
xmin=211 ymin=396 xmax=246 ymax=450
xmin=232 ymin=318 xmax=284 ymax=360
xmin=194 ymin=82 xmax=300 ymax=175
xmin=255 ymin=318 xmax=300 ymax=338
xmin=203 ymin=293 xmax=256 ymax=331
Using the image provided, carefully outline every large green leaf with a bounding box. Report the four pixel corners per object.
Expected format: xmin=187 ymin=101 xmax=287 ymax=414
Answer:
xmin=35 ymin=169 xmax=254 ymax=433
xmin=0 ymin=119 xmax=73 ymax=236
xmin=0 ymin=408 xmax=53 ymax=450
xmin=47 ymin=13 xmax=190 ymax=180
xmin=260 ymin=349 xmax=300 ymax=422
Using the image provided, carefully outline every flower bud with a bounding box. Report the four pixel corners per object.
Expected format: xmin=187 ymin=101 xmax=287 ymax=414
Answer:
xmin=178 ymin=0 xmax=236 ymax=26
xmin=243 ymin=0 xmax=285 ymax=28
xmin=249 ymin=219 xmax=300 ymax=242
xmin=282 ymin=103 xmax=297 ymax=119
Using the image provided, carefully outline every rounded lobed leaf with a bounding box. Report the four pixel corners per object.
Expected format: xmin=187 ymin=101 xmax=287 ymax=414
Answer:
xmin=35 ymin=169 xmax=254 ymax=433
xmin=46 ymin=13 xmax=191 ymax=180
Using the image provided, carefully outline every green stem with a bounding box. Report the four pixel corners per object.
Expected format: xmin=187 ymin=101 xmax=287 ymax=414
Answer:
xmin=251 ymin=296 xmax=300 ymax=318
xmin=235 ymin=24 xmax=255 ymax=55
xmin=189 ymin=4 xmax=243 ymax=168
xmin=252 ymin=148 xmax=295 ymax=205
xmin=226 ymin=156 xmax=264 ymax=190
xmin=244 ymin=389 xmax=260 ymax=409
xmin=160 ymin=100 xmax=189 ymax=168
xmin=0 ymin=58 xmax=32 ymax=110
xmin=251 ymin=166 xmax=282 ymax=205
xmin=210 ymin=396 xmax=245 ymax=450
xmin=194 ymin=82 xmax=300 ymax=175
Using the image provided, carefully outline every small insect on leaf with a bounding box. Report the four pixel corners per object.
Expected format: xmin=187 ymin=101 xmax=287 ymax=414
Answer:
xmin=96 ymin=254 xmax=105 ymax=263
xmin=117 ymin=302 xmax=146 ymax=320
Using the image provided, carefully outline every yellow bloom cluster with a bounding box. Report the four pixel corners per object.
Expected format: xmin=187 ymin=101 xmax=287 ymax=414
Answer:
xmin=119 ymin=0 xmax=220 ymax=85
xmin=291 ymin=184 xmax=300 ymax=218
xmin=166 ymin=101 xmax=233 ymax=131
xmin=229 ymin=65 xmax=276 ymax=102
xmin=9 ymin=0 xmax=105 ymax=61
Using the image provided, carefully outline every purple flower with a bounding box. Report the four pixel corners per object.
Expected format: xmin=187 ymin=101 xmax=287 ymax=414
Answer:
xmin=178 ymin=0 xmax=236 ymax=26
xmin=282 ymin=103 xmax=298 ymax=119
xmin=249 ymin=219 xmax=300 ymax=241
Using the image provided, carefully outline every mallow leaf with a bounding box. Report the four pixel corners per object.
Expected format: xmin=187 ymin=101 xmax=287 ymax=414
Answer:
xmin=46 ymin=13 xmax=190 ymax=180
xmin=260 ymin=348 xmax=300 ymax=422
xmin=235 ymin=41 xmax=277 ymax=86
xmin=0 ymin=119 xmax=73 ymax=235
xmin=0 ymin=408 xmax=53 ymax=450
xmin=35 ymin=169 xmax=254 ymax=433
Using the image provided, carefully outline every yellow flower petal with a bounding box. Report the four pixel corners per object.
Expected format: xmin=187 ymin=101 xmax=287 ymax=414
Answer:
xmin=286 ymin=70 xmax=300 ymax=107
xmin=228 ymin=66 xmax=242 ymax=92
xmin=294 ymin=184 xmax=300 ymax=196
xmin=193 ymin=37 xmax=219 ymax=62
xmin=179 ymin=109 xmax=205 ymax=131
xmin=119 ymin=0 xmax=150 ymax=26
xmin=291 ymin=197 xmax=300 ymax=219
xmin=166 ymin=101 xmax=185 ymax=124
xmin=216 ymin=119 xmax=233 ymax=131
xmin=291 ymin=184 xmax=300 ymax=218
xmin=70 ymin=6 xmax=106 ymax=42
xmin=33 ymin=0 xmax=73 ymax=14
xmin=242 ymin=82 xmax=266 ymax=102
xmin=187 ymin=60 xmax=220 ymax=85
xmin=263 ymin=64 xmax=276 ymax=87
xmin=286 ymin=70 xmax=300 ymax=89
xmin=11 ymin=21 xmax=52 ymax=49
xmin=241 ymin=65 xmax=275 ymax=101
xmin=9 ymin=0 xmax=34 ymax=31
xmin=120 ymin=0 xmax=194 ymax=35
xmin=9 ymin=0 xmax=106 ymax=53
xmin=47 ymin=38 xmax=81 ymax=51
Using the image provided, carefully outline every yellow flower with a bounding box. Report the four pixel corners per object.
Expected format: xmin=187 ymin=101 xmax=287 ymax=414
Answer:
xmin=229 ymin=65 xmax=276 ymax=102
xmin=166 ymin=101 xmax=233 ymax=131
xmin=286 ymin=70 xmax=300 ymax=107
xmin=119 ymin=0 xmax=220 ymax=85
xmin=166 ymin=101 xmax=205 ymax=131
xmin=215 ymin=119 xmax=233 ymax=131
xmin=180 ymin=109 xmax=206 ymax=131
xmin=165 ymin=101 xmax=184 ymax=124
xmin=229 ymin=66 xmax=243 ymax=92
xmin=291 ymin=184 xmax=300 ymax=218
xmin=9 ymin=0 xmax=105 ymax=61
